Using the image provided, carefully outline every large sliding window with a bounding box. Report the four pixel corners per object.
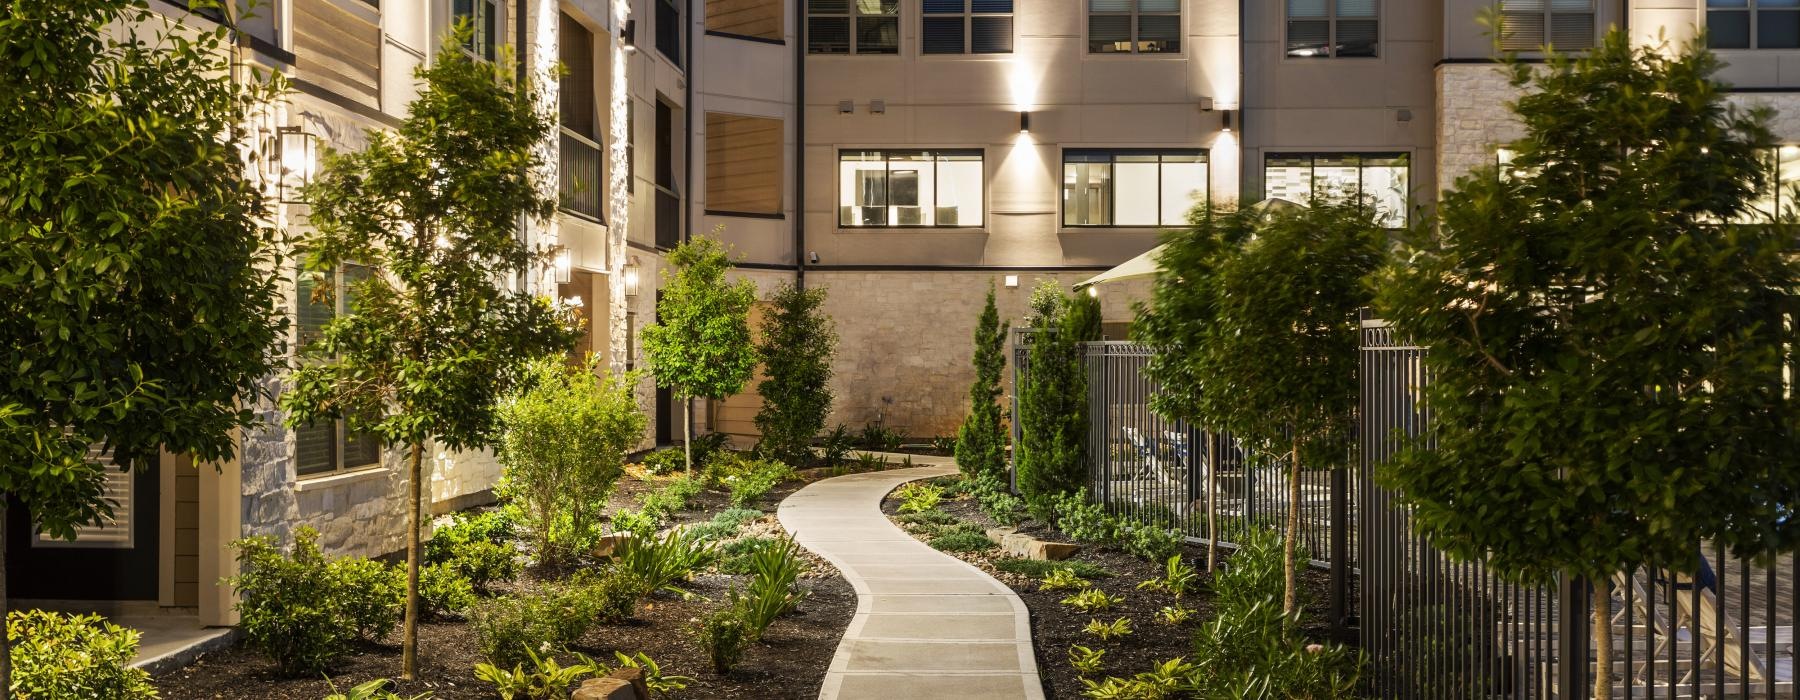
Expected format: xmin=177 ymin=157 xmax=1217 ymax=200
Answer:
xmin=1708 ymin=0 xmax=1800 ymax=50
xmin=1498 ymin=0 xmax=1596 ymax=51
xmin=657 ymin=0 xmax=683 ymax=67
xmin=1286 ymin=0 xmax=1377 ymax=57
xmin=1734 ymin=147 xmax=1800 ymax=221
xmin=1063 ymin=150 xmax=1207 ymax=227
xmin=294 ymin=265 xmax=382 ymax=477
xmin=923 ymin=0 xmax=1013 ymax=54
xmin=1263 ymin=153 xmax=1410 ymax=228
xmin=839 ymin=150 xmax=984 ymax=227
xmin=808 ymin=0 xmax=899 ymax=54
xmin=1088 ymin=0 xmax=1179 ymax=53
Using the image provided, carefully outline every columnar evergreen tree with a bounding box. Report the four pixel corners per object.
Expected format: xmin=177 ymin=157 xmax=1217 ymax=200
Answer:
xmin=0 ymin=0 xmax=287 ymax=690
xmin=1376 ymin=32 xmax=1799 ymax=700
xmin=754 ymin=282 xmax=837 ymax=465
xmin=640 ymin=235 xmax=758 ymax=473
xmin=1159 ymin=201 xmax=1382 ymax=614
xmin=1017 ymin=283 xmax=1102 ymax=521
xmin=279 ymin=35 xmax=578 ymax=679
xmin=1132 ymin=208 xmax=1257 ymax=571
xmin=955 ymin=284 xmax=1010 ymax=481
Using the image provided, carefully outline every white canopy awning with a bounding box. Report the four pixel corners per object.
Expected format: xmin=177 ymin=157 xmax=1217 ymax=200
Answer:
xmin=1074 ymin=198 xmax=1306 ymax=289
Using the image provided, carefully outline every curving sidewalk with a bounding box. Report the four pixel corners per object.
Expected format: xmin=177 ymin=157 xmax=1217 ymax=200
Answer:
xmin=778 ymin=454 xmax=1045 ymax=700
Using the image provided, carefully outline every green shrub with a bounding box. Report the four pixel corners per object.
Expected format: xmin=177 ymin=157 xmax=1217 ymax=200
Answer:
xmin=474 ymin=646 xmax=599 ymax=700
xmin=1082 ymin=616 xmax=1133 ymax=640
xmin=738 ymin=535 xmax=810 ymax=632
xmin=929 ymin=530 xmax=996 ymax=553
xmin=576 ymin=567 xmax=646 ymax=623
xmin=1136 ymin=554 xmax=1199 ymax=599
xmin=1068 ymin=644 xmax=1107 ymax=676
xmin=497 ymin=357 xmax=646 ymax=569
xmin=610 ymin=651 xmax=693 ymax=695
xmin=689 ymin=507 xmax=766 ymax=543
xmin=1016 ymin=285 xmax=1100 ymax=520
xmin=469 ymin=582 xmax=599 ymax=667
xmin=609 ymin=508 xmax=658 ymax=536
xmin=420 ymin=563 xmax=477 ymax=618
xmin=322 ymin=677 xmax=434 ymax=700
xmin=1060 ymin=588 xmax=1124 ymax=613
xmin=971 ymin=472 xmax=1027 ymax=526
xmin=690 ymin=431 xmax=733 ymax=466
xmin=613 ymin=526 xmax=718 ymax=594
xmin=818 ymin=424 xmax=854 ymax=466
xmin=754 ymin=282 xmax=838 ymax=465
xmin=717 ymin=536 xmax=778 ymax=575
xmin=955 ymin=285 xmax=1010 ymax=481
xmin=1123 ymin=524 xmax=1183 ymax=563
xmin=445 ymin=539 xmax=519 ymax=592
xmin=893 ymin=482 xmax=943 ymax=514
xmin=715 ymin=507 xmax=765 ymax=527
xmin=855 ymin=423 xmax=904 ymax=451
xmin=1039 ymin=568 xmax=1087 ymax=592
xmin=728 ymin=459 xmax=795 ymax=508
xmin=638 ymin=476 xmax=705 ymax=521
xmin=853 ymin=452 xmax=888 ymax=472
xmin=425 ymin=509 xmax=515 ymax=563
xmin=640 ymin=448 xmax=686 ymax=475
xmin=693 ymin=603 xmax=756 ymax=674
xmin=895 ymin=509 xmax=958 ymax=527
xmin=993 ymin=557 xmax=1113 ymax=580
xmin=230 ymin=527 xmax=404 ymax=675
xmin=6 ymin=610 xmax=157 ymax=700
xmin=1051 ymin=489 xmax=1120 ymax=544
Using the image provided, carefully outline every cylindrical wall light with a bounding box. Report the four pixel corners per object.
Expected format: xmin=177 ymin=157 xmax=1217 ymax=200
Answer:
xmin=1221 ymin=110 xmax=1235 ymax=133
xmin=620 ymin=19 xmax=637 ymax=53
xmin=1019 ymin=110 xmax=1031 ymax=134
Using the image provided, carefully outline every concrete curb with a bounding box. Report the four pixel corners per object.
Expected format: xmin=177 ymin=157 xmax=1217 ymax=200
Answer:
xmin=132 ymin=626 xmax=241 ymax=677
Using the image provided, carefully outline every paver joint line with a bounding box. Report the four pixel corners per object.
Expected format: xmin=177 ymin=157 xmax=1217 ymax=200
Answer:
xmin=778 ymin=463 xmax=1046 ymax=700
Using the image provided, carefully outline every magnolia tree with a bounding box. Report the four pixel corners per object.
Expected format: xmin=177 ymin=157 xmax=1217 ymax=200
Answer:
xmin=754 ymin=283 xmax=837 ymax=465
xmin=279 ymin=37 xmax=578 ymax=678
xmin=0 ymin=0 xmax=288 ymax=689
xmin=1017 ymin=283 xmax=1102 ymax=522
xmin=1376 ymin=32 xmax=1799 ymax=699
xmin=955 ymin=284 xmax=1010 ymax=483
xmin=641 ymin=235 xmax=758 ymax=473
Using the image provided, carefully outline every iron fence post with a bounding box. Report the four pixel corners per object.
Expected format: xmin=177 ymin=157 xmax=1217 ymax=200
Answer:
xmin=1330 ymin=465 xmax=1349 ymax=630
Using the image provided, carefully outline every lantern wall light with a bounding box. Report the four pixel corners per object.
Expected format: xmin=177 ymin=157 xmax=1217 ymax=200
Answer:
xmin=276 ymin=126 xmax=318 ymax=204
xmin=623 ymin=257 xmax=641 ymax=298
xmin=553 ymin=247 xmax=573 ymax=285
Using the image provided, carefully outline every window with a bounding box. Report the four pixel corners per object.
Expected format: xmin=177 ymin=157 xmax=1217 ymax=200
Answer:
xmin=627 ymin=101 xmax=637 ymax=195
xmin=708 ymin=0 xmax=783 ymax=40
xmin=655 ymin=100 xmax=681 ymax=248
xmin=1263 ymin=153 xmax=1410 ymax=228
xmin=658 ymin=0 xmax=684 ymax=66
xmin=453 ymin=0 xmax=501 ymax=61
xmin=1498 ymin=0 xmax=1595 ymax=51
xmin=559 ymin=13 xmax=603 ymax=221
xmin=923 ymin=0 xmax=1013 ymax=54
xmin=839 ymin=150 xmax=984 ymax=227
xmin=294 ymin=264 xmax=382 ymax=477
xmin=808 ymin=0 xmax=899 ymax=54
xmin=1062 ymin=150 xmax=1207 ymax=226
xmin=1708 ymin=0 xmax=1800 ymax=50
xmin=1089 ymin=0 xmax=1179 ymax=53
xmin=707 ymin=113 xmax=784 ymax=216
xmin=1734 ymin=146 xmax=1800 ymax=222
xmin=1286 ymin=0 xmax=1376 ymax=57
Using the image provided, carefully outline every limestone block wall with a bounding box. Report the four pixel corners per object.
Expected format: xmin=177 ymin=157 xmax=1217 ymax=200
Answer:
xmin=808 ymin=270 xmax=1151 ymax=439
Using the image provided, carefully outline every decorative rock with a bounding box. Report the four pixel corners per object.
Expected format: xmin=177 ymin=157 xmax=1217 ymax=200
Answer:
xmin=1000 ymin=533 xmax=1035 ymax=557
xmin=1029 ymin=540 xmax=1080 ymax=561
xmin=984 ymin=527 xmax=1017 ymax=545
xmin=571 ymin=668 xmax=649 ymax=700
xmin=592 ymin=532 xmax=634 ymax=558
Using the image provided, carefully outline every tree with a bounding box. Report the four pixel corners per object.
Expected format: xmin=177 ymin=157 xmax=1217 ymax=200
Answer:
xmin=955 ymin=284 xmax=1010 ymax=481
xmin=279 ymin=35 xmax=578 ymax=679
xmin=754 ymin=283 xmax=837 ymax=465
xmin=1132 ymin=208 xmax=1257 ymax=571
xmin=640 ymin=235 xmax=758 ymax=473
xmin=497 ymin=357 xmax=645 ymax=569
xmin=1017 ymin=283 xmax=1102 ymax=522
xmin=0 ymin=0 xmax=287 ymax=691
xmin=1170 ymin=201 xmax=1382 ymax=615
xmin=1375 ymin=32 xmax=1798 ymax=700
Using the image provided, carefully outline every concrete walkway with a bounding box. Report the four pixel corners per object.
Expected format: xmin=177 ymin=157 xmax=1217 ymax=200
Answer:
xmin=778 ymin=455 xmax=1045 ymax=700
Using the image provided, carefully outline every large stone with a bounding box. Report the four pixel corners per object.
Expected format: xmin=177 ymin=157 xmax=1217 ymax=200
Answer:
xmin=1000 ymin=533 xmax=1035 ymax=557
xmin=571 ymin=668 xmax=648 ymax=700
xmin=984 ymin=526 xmax=1017 ymax=544
xmin=592 ymin=531 xmax=634 ymax=558
xmin=1028 ymin=540 xmax=1080 ymax=561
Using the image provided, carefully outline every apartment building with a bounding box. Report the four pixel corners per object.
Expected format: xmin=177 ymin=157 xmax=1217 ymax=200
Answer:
xmin=13 ymin=0 xmax=1799 ymax=627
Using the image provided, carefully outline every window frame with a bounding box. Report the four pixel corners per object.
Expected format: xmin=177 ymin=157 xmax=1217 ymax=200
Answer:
xmin=1706 ymin=0 xmax=1800 ymax=51
xmin=1284 ymin=0 xmax=1379 ymax=59
xmin=1060 ymin=148 xmax=1210 ymax=228
xmin=1261 ymin=151 xmax=1412 ymax=229
xmin=293 ymin=264 xmax=384 ymax=479
xmin=837 ymin=148 xmax=987 ymax=229
xmin=807 ymin=0 xmax=901 ymax=55
xmin=657 ymin=0 xmax=685 ymax=68
xmin=1086 ymin=0 xmax=1182 ymax=54
xmin=922 ymin=0 xmax=1015 ymax=55
xmin=1496 ymin=0 xmax=1596 ymax=52
xmin=453 ymin=0 xmax=502 ymax=62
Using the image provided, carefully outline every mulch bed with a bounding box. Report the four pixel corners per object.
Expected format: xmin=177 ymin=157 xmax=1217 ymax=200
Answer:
xmin=156 ymin=469 xmax=856 ymax=700
xmin=882 ymin=483 xmax=1344 ymax=700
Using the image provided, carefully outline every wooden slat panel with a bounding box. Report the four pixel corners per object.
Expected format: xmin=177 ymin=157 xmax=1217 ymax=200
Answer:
xmin=707 ymin=0 xmax=782 ymax=39
xmin=706 ymin=113 xmax=783 ymax=215
xmin=295 ymin=0 xmax=381 ymax=110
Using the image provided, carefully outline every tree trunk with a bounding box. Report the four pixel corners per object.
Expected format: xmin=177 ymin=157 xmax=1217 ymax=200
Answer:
xmin=683 ymin=398 xmax=694 ymax=476
xmin=1 ymin=510 xmax=11 ymax=700
xmin=1594 ymin=581 xmax=1612 ymax=700
xmin=1206 ymin=434 xmax=1218 ymax=573
xmin=401 ymin=442 xmax=423 ymax=680
xmin=1284 ymin=441 xmax=1300 ymax=616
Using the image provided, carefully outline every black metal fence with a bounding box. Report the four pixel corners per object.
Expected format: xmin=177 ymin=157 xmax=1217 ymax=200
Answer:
xmin=1011 ymin=322 xmax=1799 ymax=699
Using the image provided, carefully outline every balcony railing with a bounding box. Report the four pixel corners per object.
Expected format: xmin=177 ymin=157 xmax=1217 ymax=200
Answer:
xmin=558 ymin=127 xmax=602 ymax=221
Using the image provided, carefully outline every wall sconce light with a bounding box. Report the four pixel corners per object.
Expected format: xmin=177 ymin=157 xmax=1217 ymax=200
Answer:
xmin=275 ymin=126 xmax=318 ymax=204
xmin=1019 ymin=110 xmax=1031 ymax=134
xmin=1004 ymin=274 xmax=1019 ymax=288
xmin=869 ymin=99 xmax=886 ymax=114
xmin=808 ymin=251 xmax=819 ymax=264
xmin=623 ymin=257 xmax=641 ymax=298
xmin=1086 ymin=285 xmax=1099 ymax=298
xmin=620 ymin=19 xmax=637 ymax=53
xmin=1221 ymin=110 xmax=1235 ymax=133
xmin=553 ymin=248 xmax=573 ymax=285
xmin=1199 ymin=96 xmax=1214 ymax=112
xmin=837 ymin=100 xmax=854 ymax=114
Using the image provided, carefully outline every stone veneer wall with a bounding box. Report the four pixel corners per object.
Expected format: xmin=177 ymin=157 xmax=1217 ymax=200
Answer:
xmin=805 ymin=270 xmax=1152 ymax=439
xmin=1437 ymin=62 xmax=1800 ymax=189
